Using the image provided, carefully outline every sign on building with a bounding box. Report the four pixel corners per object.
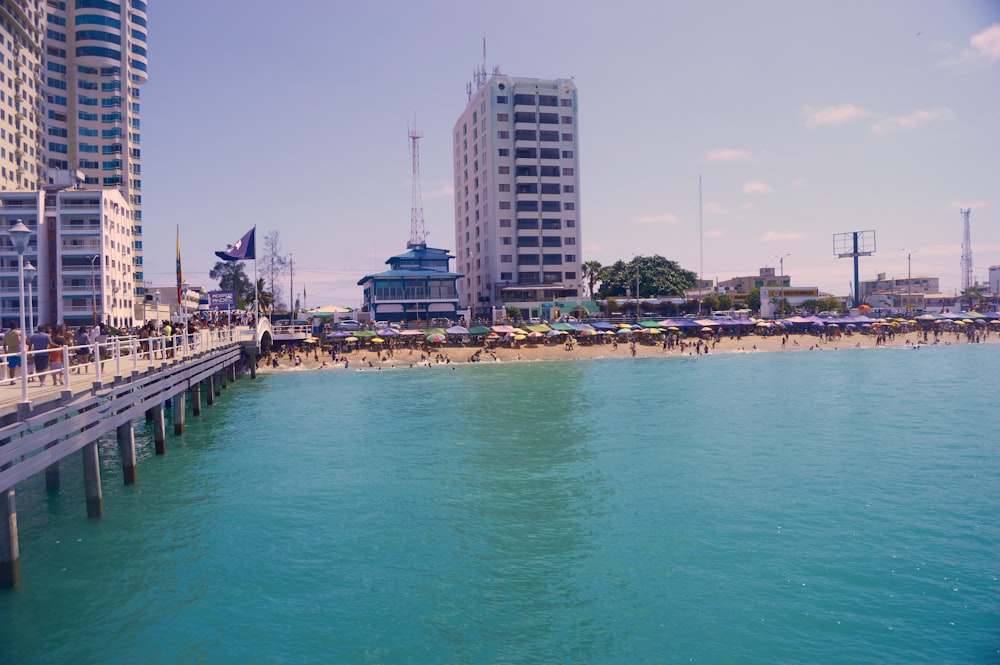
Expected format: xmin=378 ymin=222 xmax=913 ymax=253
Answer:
xmin=208 ymin=290 xmax=237 ymax=311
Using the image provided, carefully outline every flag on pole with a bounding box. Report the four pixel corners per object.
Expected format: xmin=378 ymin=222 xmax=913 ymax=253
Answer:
xmin=215 ymin=227 xmax=256 ymax=261
xmin=176 ymin=225 xmax=184 ymax=306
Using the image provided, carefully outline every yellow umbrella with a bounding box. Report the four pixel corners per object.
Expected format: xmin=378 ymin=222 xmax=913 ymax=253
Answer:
xmin=514 ymin=334 xmax=526 ymax=341
xmin=345 ymin=336 xmax=358 ymax=342
xmin=371 ymin=337 xmax=385 ymax=343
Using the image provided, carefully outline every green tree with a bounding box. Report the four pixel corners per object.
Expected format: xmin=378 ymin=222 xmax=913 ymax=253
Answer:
xmin=801 ymin=299 xmax=821 ymax=314
xmin=962 ymin=286 xmax=982 ymax=309
xmin=581 ymin=260 xmax=604 ymax=299
xmin=245 ymin=277 xmax=274 ymax=315
xmin=596 ymin=255 xmax=698 ymax=299
xmin=209 ymin=261 xmax=253 ymax=307
xmin=746 ymin=287 xmax=761 ymax=313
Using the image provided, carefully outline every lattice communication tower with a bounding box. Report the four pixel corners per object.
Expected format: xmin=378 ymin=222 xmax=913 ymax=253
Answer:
xmin=960 ymin=208 xmax=972 ymax=292
xmin=407 ymin=127 xmax=427 ymax=249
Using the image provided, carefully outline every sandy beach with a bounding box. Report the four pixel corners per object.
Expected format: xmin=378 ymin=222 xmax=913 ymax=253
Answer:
xmin=259 ymin=327 xmax=998 ymax=373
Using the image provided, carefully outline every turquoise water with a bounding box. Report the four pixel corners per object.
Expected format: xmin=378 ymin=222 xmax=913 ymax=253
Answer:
xmin=1 ymin=345 xmax=999 ymax=664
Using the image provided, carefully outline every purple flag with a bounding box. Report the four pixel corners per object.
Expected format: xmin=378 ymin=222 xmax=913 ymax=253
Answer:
xmin=215 ymin=227 xmax=256 ymax=261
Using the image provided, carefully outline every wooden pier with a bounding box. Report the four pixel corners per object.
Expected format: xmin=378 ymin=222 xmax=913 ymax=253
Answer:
xmin=0 ymin=323 xmax=270 ymax=588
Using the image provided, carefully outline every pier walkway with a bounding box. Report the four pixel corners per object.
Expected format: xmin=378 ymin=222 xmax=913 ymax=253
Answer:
xmin=0 ymin=320 xmax=272 ymax=589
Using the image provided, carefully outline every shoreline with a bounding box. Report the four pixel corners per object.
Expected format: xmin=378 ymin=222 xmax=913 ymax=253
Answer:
xmin=256 ymin=329 xmax=998 ymax=374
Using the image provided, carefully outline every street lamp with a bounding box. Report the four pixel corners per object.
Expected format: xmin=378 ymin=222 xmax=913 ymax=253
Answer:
xmin=153 ymin=290 xmax=161 ymax=331
xmin=776 ymin=253 xmax=791 ymax=316
xmin=89 ymin=254 xmax=99 ymax=326
xmin=904 ymin=249 xmax=918 ymax=315
xmin=23 ymin=261 xmax=36 ymax=335
xmin=8 ymin=220 xmax=31 ymax=404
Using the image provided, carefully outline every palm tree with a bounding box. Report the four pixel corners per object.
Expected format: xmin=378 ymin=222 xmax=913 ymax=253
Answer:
xmin=246 ymin=278 xmax=274 ymax=315
xmin=581 ymin=260 xmax=603 ymax=298
xmin=962 ymin=286 xmax=982 ymax=310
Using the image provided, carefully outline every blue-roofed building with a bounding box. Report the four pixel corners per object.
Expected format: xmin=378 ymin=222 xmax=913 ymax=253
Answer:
xmin=356 ymin=245 xmax=462 ymax=324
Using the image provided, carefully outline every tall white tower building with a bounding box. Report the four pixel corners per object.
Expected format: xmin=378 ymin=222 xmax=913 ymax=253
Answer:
xmin=0 ymin=0 xmax=45 ymax=192
xmin=41 ymin=0 xmax=148 ymax=291
xmin=453 ymin=71 xmax=582 ymax=320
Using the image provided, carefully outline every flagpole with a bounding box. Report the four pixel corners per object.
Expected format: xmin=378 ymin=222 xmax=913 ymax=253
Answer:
xmin=253 ymin=226 xmax=259 ymax=323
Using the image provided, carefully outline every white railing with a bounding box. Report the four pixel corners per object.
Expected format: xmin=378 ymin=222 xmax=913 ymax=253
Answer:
xmin=0 ymin=327 xmax=240 ymax=404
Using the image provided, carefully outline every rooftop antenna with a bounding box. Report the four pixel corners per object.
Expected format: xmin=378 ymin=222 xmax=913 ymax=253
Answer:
xmin=407 ymin=123 xmax=427 ymax=249
xmin=960 ymin=208 xmax=972 ymax=292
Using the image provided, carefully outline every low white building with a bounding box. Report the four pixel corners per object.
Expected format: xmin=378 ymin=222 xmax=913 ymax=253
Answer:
xmin=1 ymin=185 xmax=135 ymax=330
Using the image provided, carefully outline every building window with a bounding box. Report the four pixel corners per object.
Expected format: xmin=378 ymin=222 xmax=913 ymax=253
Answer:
xmin=513 ymin=93 xmax=535 ymax=105
xmin=564 ymin=203 xmax=575 ymax=211
xmin=561 ymin=99 xmax=572 ymax=107
xmin=519 ymin=255 xmax=540 ymax=265
xmin=564 ymin=255 xmax=577 ymax=263
xmin=562 ymin=150 xmax=574 ymax=158
xmin=540 ymin=165 xmax=560 ymax=177
xmin=497 ymin=130 xmax=509 ymax=139
xmin=499 ymin=201 xmax=511 ymax=209
xmin=561 ymin=116 xmax=573 ymax=124
xmin=540 ymin=183 xmax=560 ymax=194
xmin=539 ymin=130 xmax=559 ymax=142
xmin=498 ymin=166 xmax=510 ymax=174
xmin=561 ymin=133 xmax=574 ymax=141
xmin=514 ymin=111 xmax=536 ymax=123
xmin=498 ymin=148 xmax=509 ymax=156
xmin=499 ymin=218 xmax=511 ymax=227
xmin=564 ymin=167 xmax=574 ymax=176
xmin=518 ymin=236 xmax=539 ymax=247
xmin=541 ymin=201 xmax=562 ymax=212
xmin=539 ymin=113 xmax=559 ymax=124
xmin=566 ymin=219 xmax=576 ymax=228
xmin=517 ymin=218 xmax=539 ymax=230
xmin=502 ymin=237 xmax=512 ymax=245
xmin=542 ymin=237 xmax=562 ymax=247
xmin=538 ymin=95 xmax=558 ymax=106
xmin=497 ymin=95 xmax=508 ymax=104
xmin=497 ymin=113 xmax=508 ymax=121
xmin=563 ymin=185 xmax=575 ymax=193
xmin=564 ymin=237 xmax=575 ymax=245
xmin=516 ymin=200 xmax=539 ymax=212
xmin=498 ymin=183 xmax=510 ymax=192
xmin=501 ymin=255 xmax=512 ymax=263
xmin=565 ymin=272 xmax=577 ymax=280
xmin=514 ymin=129 xmax=536 ymax=141
xmin=542 ymin=219 xmax=561 ymax=230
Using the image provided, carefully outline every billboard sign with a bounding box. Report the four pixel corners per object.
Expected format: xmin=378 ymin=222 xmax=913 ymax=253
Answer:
xmin=208 ymin=290 xmax=237 ymax=310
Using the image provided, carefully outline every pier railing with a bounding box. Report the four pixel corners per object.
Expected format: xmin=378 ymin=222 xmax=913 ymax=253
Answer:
xmin=0 ymin=328 xmax=240 ymax=406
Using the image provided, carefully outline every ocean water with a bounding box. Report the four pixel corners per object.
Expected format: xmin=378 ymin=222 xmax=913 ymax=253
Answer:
xmin=1 ymin=345 xmax=998 ymax=664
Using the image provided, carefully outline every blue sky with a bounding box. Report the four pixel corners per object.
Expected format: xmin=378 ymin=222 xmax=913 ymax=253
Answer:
xmin=141 ymin=1 xmax=1000 ymax=306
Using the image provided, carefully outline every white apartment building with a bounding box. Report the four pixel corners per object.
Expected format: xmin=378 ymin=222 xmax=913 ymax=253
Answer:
xmin=453 ymin=73 xmax=582 ymax=319
xmin=0 ymin=179 xmax=134 ymax=330
xmin=0 ymin=0 xmax=45 ymax=192
xmin=42 ymin=0 xmax=149 ymax=290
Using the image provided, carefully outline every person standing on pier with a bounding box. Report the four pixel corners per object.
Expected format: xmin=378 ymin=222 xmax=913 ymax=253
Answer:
xmin=3 ymin=323 xmax=21 ymax=382
xmin=28 ymin=324 xmax=52 ymax=387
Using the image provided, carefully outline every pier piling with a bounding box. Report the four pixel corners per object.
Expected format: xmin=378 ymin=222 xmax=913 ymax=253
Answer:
xmin=118 ymin=422 xmax=137 ymax=485
xmin=173 ymin=391 xmax=186 ymax=435
xmin=205 ymin=377 xmax=215 ymax=406
xmin=82 ymin=443 xmax=103 ymax=518
xmin=0 ymin=487 xmax=17 ymax=588
xmin=152 ymin=403 xmax=166 ymax=454
xmin=191 ymin=382 xmax=201 ymax=416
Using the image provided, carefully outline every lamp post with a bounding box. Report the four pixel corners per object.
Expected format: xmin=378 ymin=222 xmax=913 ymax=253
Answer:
xmin=23 ymin=262 xmax=36 ymax=335
xmin=153 ymin=290 xmax=161 ymax=332
xmin=905 ymin=250 xmax=918 ymax=315
xmin=776 ymin=253 xmax=790 ymax=317
xmin=89 ymin=254 xmax=99 ymax=326
xmin=9 ymin=220 xmax=31 ymax=404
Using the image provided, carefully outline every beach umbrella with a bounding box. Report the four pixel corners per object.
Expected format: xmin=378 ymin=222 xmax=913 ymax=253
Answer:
xmin=344 ymin=336 xmax=358 ymax=343
xmin=487 ymin=332 xmax=500 ymax=339
xmin=527 ymin=331 xmax=544 ymax=338
xmin=371 ymin=337 xmax=385 ymax=344
xmin=514 ymin=334 xmax=527 ymax=341
xmin=427 ymin=333 xmax=446 ymax=343
xmin=667 ymin=326 xmax=680 ymax=331
xmin=546 ymin=330 xmax=565 ymax=337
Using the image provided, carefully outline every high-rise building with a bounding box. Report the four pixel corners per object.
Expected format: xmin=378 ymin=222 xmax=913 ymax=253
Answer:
xmin=41 ymin=0 xmax=148 ymax=291
xmin=0 ymin=1 xmax=45 ymax=192
xmin=453 ymin=72 xmax=581 ymax=320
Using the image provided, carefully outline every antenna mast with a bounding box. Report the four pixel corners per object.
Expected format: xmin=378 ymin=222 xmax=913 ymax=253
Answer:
xmin=960 ymin=208 xmax=972 ymax=292
xmin=408 ymin=125 xmax=427 ymax=249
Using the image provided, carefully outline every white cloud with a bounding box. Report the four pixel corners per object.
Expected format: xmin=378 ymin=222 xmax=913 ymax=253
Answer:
xmin=941 ymin=23 xmax=1000 ymax=67
xmin=632 ymin=213 xmax=681 ymax=224
xmin=791 ymin=176 xmax=807 ymax=189
xmin=761 ymin=231 xmax=808 ymax=241
xmin=703 ymin=202 xmax=730 ymax=215
xmin=871 ymin=109 xmax=946 ymax=134
xmin=802 ymin=104 xmax=869 ymax=128
xmin=970 ymin=23 xmax=1000 ymax=60
xmin=705 ymin=148 xmax=752 ymax=162
xmin=424 ymin=181 xmax=454 ymax=199
xmin=949 ymin=199 xmax=989 ymax=211
xmin=742 ymin=181 xmax=773 ymax=194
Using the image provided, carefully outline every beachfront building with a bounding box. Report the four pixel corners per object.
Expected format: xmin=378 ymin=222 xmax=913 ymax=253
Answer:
xmin=356 ymin=245 xmax=461 ymax=325
xmin=0 ymin=180 xmax=134 ymax=330
xmin=716 ymin=268 xmax=789 ymax=304
xmin=0 ymin=1 xmax=45 ymax=192
xmin=859 ymin=272 xmax=940 ymax=312
xmin=453 ymin=69 xmax=582 ymax=320
xmin=42 ymin=0 xmax=150 ymax=293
